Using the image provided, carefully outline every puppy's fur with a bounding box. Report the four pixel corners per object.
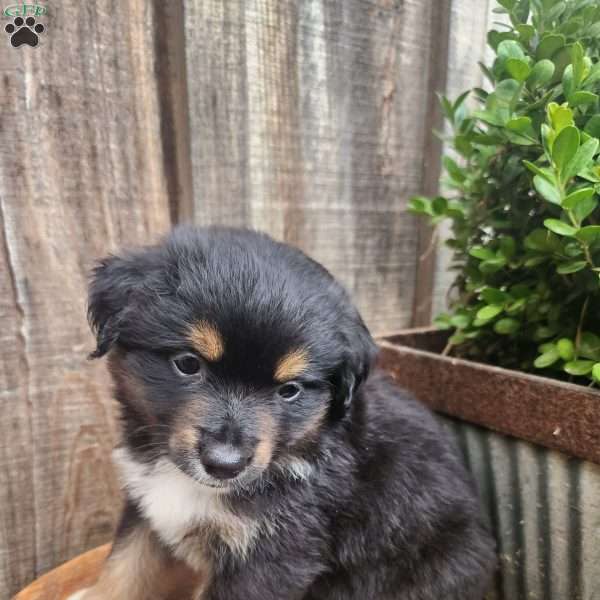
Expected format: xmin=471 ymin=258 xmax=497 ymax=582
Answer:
xmin=73 ymin=226 xmax=495 ymax=600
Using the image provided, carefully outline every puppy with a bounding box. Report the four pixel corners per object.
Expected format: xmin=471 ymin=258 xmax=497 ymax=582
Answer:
xmin=70 ymin=226 xmax=495 ymax=600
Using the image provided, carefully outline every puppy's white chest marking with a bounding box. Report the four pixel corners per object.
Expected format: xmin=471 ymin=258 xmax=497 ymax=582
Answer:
xmin=113 ymin=448 xmax=257 ymax=562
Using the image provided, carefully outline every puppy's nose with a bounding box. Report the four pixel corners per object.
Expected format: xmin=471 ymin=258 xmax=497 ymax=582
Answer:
xmin=201 ymin=444 xmax=252 ymax=480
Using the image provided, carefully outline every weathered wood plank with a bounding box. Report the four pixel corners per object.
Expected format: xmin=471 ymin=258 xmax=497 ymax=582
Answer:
xmin=184 ymin=0 xmax=443 ymax=335
xmin=411 ymin=0 xmax=451 ymax=326
xmin=431 ymin=0 xmax=493 ymax=317
xmin=0 ymin=2 xmax=172 ymax=596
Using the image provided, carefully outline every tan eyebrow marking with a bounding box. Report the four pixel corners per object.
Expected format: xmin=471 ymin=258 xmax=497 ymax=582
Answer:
xmin=186 ymin=321 xmax=224 ymax=362
xmin=274 ymin=348 xmax=309 ymax=382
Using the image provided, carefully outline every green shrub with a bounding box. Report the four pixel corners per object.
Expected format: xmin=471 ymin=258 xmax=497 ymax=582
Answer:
xmin=410 ymin=0 xmax=600 ymax=385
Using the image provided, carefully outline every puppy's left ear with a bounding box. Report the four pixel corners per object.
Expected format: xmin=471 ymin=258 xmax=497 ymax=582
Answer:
xmin=331 ymin=317 xmax=378 ymax=419
xmin=87 ymin=254 xmax=147 ymax=359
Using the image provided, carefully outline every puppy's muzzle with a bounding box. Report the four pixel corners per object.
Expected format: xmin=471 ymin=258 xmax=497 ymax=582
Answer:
xmin=200 ymin=443 xmax=254 ymax=480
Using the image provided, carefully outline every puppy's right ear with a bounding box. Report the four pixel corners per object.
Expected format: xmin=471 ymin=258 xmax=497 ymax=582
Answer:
xmin=87 ymin=255 xmax=139 ymax=359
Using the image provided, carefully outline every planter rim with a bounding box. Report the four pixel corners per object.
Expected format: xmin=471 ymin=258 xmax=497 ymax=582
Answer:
xmin=377 ymin=327 xmax=600 ymax=464
xmin=378 ymin=327 xmax=600 ymax=399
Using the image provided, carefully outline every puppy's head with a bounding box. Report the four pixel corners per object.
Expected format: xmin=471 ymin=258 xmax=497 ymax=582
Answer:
xmin=89 ymin=226 xmax=376 ymax=490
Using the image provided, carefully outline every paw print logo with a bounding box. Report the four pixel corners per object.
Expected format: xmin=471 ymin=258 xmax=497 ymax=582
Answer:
xmin=5 ymin=16 xmax=45 ymax=47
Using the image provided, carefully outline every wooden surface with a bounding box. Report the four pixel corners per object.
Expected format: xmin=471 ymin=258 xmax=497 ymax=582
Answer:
xmin=184 ymin=0 xmax=452 ymax=335
xmin=0 ymin=2 xmax=172 ymax=597
xmin=0 ymin=1 xmax=494 ymax=597
xmin=431 ymin=0 xmax=495 ymax=316
xmin=14 ymin=545 xmax=110 ymax=600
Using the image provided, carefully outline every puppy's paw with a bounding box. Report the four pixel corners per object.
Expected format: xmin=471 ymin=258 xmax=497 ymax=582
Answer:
xmin=65 ymin=589 xmax=90 ymax=600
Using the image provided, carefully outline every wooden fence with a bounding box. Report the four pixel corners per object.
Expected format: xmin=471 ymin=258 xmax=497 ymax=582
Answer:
xmin=0 ymin=0 xmax=494 ymax=597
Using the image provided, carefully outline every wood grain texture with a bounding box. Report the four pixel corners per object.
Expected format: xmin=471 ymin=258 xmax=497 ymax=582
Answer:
xmin=430 ymin=0 xmax=494 ymax=316
xmin=184 ymin=0 xmax=445 ymax=335
xmin=14 ymin=545 xmax=110 ymax=600
xmin=0 ymin=2 xmax=172 ymax=597
xmin=410 ymin=0 xmax=451 ymax=326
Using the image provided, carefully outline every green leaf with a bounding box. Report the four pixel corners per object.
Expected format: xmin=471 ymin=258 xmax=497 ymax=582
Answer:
xmin=563 ymin=65 xmax=575 ymax=99
xmin=476 ymin=305 xmax=504 ymax=321
xmin=469 ymin=246 xmax=496 ymax=260
xmin=523 ymin=160 xmax=553 ymax=181
xmin=488 ymin=30 xmax=518 ymax=51
xmin=551 ymin=46 xmax=574 ymax=84
xmin=507 ymin=117 xmax=536 ymax=139
xmin=453 ymin=90 xmax=471 ymax=112
xmin=431 ymin=196 xmax=448 ymax=215
xmin=528 ymin=59 xmax=556 ymax=88
xmin=524 ymin=255 xmax=548 ymax=267
xmin=495 ymin=78 xmax=521 ymax=102
xmin=556 ymin=260 xmax=587 ymax=273
xmin=433 ymin=315 xmax=452 ymax=330
xmin=481 ymin=288 xmax=509 ymax=304
xmin=535 ymin=325 xmax=559 ymax=341
xmin=584 ymin=115 xmax=600 ymax=138
xmin=552 ymin=126 xmax=580 ymax=175
xmin=546 ymin=1 xmax=566 ymax=23
xmin=505 ymin=130 xmax=537 ymax=146
xmin=563 ymin=188 xmax=597 ymax=223
xmin=569 ymin=91 xmax=599 ymax=107
xmin=525 ymin=228 xmax=561 ymax=251
xmin=571 ymin=42 xmax=585 ymax=89
xmin=443 ymin=156 xmax=466 ymax=182
xmin=547 ymin=103 xmax=574 ymax=133
xmin=498 ymin=40 xmax=526 ymax=62
xmin=472 ymin=133 xmax=503 ymax=145
xmin=536 ymin=33 xmax=565 ymax=60
xmin=514 ymin=2 xmax=530 ymax=22
xmin=449 ymin=314 xmax=471 ymax=329
xmin=454 ymin=135 xmax=472 ymax=156
xmin=580 ymin=332 xmax=600 ymax=360
xmin=408 ymin=196 xmax=433 ymax=215
xmin=563 ymin=138 xmax=600 ymax=181
xmin=559 ymin=18 xmax=583 ymax=37
xmin=439 ymin=95 xmax=454 ymax=121
xmin=541 ymin=123 xmax=555 ymax=156
xmin=557 ymin=338 xmax=575 ymax=361
xmin=564 ymin=360 xmax=595 ymax=375
xmin=576 ymin=226 xmax=600 ymax=244
xmin=506 ymin=58 xmax=532 ymax=81
xmin=494 ymin=318 xmax=520 ymax=335
xmin=506 ymin=298 xmax=527 ymax=313
xmin=563 ymin=187 xmax=595 ymax=209
xmin=449 ymin=332 xmax=467 ymax=345
xmin=478 ymin=62 xmax=495 ymax=84
xmin=544 ymin=219 xmax=577 ymax=236
xmin=472 ymin=109 xmax=507 ymax=127
xmin=592 ymin=363 xmax=600 ymax=383
xmin=479 ymin=257 xmax=507 ymax=273
xmin=534 ymin=175 xmax=562 ymax=204
xmin=579 ymin=166 xmax=600 ymax=183
xmin=516 ymin=23 xmax=535 ymax=43
xmin=534 ymin=348 xmax=560 ymax=368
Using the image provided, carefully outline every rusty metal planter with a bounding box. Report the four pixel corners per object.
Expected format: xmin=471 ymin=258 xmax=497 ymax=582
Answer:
xmin=378 ymin=328 xmax=600 ymax=600
xmin=378 ymin=327 xmax=600 ymax=465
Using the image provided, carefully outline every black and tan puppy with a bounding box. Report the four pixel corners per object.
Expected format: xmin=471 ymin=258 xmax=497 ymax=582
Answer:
xmin=70 ymin=226 xmax=495 ymax=600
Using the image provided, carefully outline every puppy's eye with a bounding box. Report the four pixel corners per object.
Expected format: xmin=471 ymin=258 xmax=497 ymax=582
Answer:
xmin=277 ymin=382 xmax=302 ymax=401
xmin=172 ymin=353 xmax=202 ymax=376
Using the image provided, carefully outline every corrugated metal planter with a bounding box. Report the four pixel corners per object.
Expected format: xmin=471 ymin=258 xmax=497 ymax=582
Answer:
xmin=378 ymin=328 xmax=600 ymax=600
